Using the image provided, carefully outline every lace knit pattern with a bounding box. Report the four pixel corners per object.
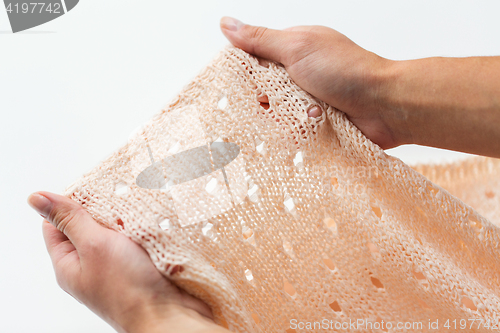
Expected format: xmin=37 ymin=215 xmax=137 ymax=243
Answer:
xmin=65 ymin=45 xmax=500 ymax=332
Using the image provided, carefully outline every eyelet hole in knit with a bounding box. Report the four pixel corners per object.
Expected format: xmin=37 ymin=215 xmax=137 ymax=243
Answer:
xmin=248 ymin=184 xmax=260 ymax=202
xmin=202 ymin=223 xmax=213 ymax=236
xmin=243 ymin=227 xmax=254 ymax=240
xmin=370 ymin=275 xmax=385 ymax=289
xmin=329 ymin=300 xmax=342 ymax=312
xmin=168 ymin=265 xmax=184 ymax=275
xmin=462 ymin=297 xmax=478 ymax=311
xmin=255 ymin=141 xmax=265 ymax=154
xmin=114 ymin=181 xmax=129 ymax=195
xmin=413 ymin=269 xmax=426 ymax=281
xmin=246 ymin=234 xmax=257 ymax=247
xmin=256 ymin=56 xmax=270 ymax=68
xmin=331 ymin=176 xmax=338 ymax=186
xmin=257 ymin=94 xmax=270 ymax=110
xmin=372 ymin=206 xmax=382 ymax=218
xmin=282 ymin=238 xmax=294 ymax=256
xmin=251 ymin=313 xmax=261 ymax=325
xmin=245 ymin=268 xmax=254 ymax=282
xmin=323 ymin=216 xmax=337 ymax=234
xmin=307 ymin=105 xmax=323 ymax=118
xmin=284 ymin=196 xmax=295 ymax=213
xmin=218 ymin=95 xmax=228 ymax=110
xmin=158 ymin=218 xmax=171 ymax=231
xmin=367 ymin=242 xmax=379 ymax=256
xmin=205 ymin=177 xmax=218 ymax=194
xmin=323 ymin=258 xmax=335 ymax=271
xmin=293 ymin=151 xmax=303 ymax=168
xmin=283 ymin=278 xmax=296 ymax=297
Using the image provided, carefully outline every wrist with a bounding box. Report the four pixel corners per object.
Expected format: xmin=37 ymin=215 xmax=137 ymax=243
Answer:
xmin=371 ymin=58 xmax=416 ymax=147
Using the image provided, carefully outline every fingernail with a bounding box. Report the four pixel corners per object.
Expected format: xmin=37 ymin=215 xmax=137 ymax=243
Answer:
xmin=27 ymin=193 xmax=53 ymax=219
xmin=221 ymin=16 xmax=244 ymax=32
xmin=307 ymin=105 xmax=323 ymax=118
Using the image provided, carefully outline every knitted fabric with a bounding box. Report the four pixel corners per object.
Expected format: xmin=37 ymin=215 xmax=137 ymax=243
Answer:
xmin=64 ymin=45 xmax=500 ymax=332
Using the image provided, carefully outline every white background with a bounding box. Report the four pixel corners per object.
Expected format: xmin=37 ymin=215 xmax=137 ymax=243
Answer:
xmin=1 ymin=1 xmax=499 ymax=332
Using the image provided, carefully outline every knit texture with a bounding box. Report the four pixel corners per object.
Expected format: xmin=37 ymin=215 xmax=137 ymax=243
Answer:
xmin=65 ymin=45 xmax=500 ymax=332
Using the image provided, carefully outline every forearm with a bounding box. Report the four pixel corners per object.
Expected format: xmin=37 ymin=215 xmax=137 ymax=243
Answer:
xmin=380 ymin=56 xmax=500 ymax=157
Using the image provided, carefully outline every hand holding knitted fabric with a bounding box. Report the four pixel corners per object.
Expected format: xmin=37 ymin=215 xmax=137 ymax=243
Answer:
xmin=220 ymin=17 xmax=500 ymax=158
xmin=220 ymin=17 xmax=396 ymax=149
xmin=28 ymin=192 xmax=229 ymax=333
xmin=26 ymin=19 xmax=500 ymax=333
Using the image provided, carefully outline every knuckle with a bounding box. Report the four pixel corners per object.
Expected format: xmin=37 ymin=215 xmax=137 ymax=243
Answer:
xmin=252 ymin=26 xmax=269 ymax=40
xmin=245 ymin=25 xmax=270 ymax=46
xmin=50 ymin=205 xmax=86 ymax=234
xmin=284 ymin=31 xmax=318 ymax=65
xmin=290 ymin=31 xmax=314 ymax=50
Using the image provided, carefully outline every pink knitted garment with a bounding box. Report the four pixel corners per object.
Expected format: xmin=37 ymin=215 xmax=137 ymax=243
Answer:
xmin=65 ymin=45 xmax=500 ymax=332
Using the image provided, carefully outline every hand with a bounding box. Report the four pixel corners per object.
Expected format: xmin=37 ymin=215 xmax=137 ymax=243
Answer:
xmin=28 ymin=191 xmax=229 ymax=333
xmin=220 ymin=17 xmax=398 ymax=149
xmin=220 ymin=17 xmax=500 ymax=158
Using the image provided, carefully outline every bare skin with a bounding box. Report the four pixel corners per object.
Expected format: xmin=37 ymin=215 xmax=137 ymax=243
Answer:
xmin=220 ymin=17 xmax=500 ymax=158
xmin=27 ymin=18 xmax=500 ymax=333
xmin=28 ymin=192 xmax=229 ymax=333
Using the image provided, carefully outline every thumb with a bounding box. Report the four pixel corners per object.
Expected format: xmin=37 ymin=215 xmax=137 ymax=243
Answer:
xmin=28 ymin=191 xmax=105 ymax=247
xmin=220 ymin=16 xmax=292 ymax=65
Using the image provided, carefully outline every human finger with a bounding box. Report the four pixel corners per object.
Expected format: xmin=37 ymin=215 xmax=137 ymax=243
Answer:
xmin=28 ymin=192 xmax=107 ymax=249
xmin=220 ymin=16 xmax=295 ymax=65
